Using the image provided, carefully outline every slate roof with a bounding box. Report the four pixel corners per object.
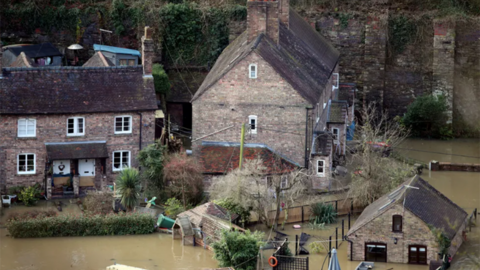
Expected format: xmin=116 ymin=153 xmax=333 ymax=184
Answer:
xmin=8 ymin=43 xmax=62 ymax=58
xmin=177 ymin=202 xmax=239 ymax=227
xmin=347 ymin=176 xmax=468 ymax=239
xmin=200 ymin=141 xmax=299 ymax=174
xmin=9 ymin=52 xmax=33 ymax=68
xmin=311 ymin=131 xmax=333 ymax=156
xmin=0 ymin=66 xmax=157 ymax=114
xmin=327 ymin=101 xmax=347 ymax=123
xmin=192 ymin=9 xmax=340 ymax=104
xmin=45 ymin=141 xmax=109 ymax=161
xmin=94 ymin=44 xmax=141 ymax=57
xmin=83 ymin=51 xmax=114 ymax=67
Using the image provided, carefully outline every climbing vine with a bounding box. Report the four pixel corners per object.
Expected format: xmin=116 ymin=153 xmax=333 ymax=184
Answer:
xmin=388 ymin=16 xmax=417 ymax=54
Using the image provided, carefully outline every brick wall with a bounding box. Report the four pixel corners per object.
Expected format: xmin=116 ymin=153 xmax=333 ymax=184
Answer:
xmin=192 ymin=52 xmax=312 ymax=166
xmin=0 ymin=112 xmax=155 ymax=192
xmin=347 ymin=204 xmax=440 ymax=264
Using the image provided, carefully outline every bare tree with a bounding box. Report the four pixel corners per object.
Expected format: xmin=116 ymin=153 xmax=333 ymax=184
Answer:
xmin=346 ymin=103 xmax=414 ymax=206
xmin=209 ymin=158 xmax=311 ymax=229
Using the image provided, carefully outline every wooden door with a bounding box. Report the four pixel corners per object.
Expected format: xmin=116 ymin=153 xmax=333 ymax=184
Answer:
xmin=409 ymin=245 xmax=427 ymax=264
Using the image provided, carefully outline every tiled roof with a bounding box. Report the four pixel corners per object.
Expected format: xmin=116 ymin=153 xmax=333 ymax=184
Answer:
xmin=83 ymin=52 xmax=114 ymax=67
xmin=177 ymin=202 xmax=239 ymax=227
xmin=8 ymin=43 xmax=62 ymax=58
xmin=9 ymin=52 xmax=33 ymax=68
xmin=327 ymin=101 xmax=347 ymax=123
xmin=347 ymin=176 xmax=468 ymax=239
xmin=0 ymin=66 xmax=157 ymax=114
xmin=192 ymin=9 xmax=339 ymax=104
xmin=45 ymin=141 xmax=109 ymax=161
xmin=199 ymin=142 xmax=299 ymax=174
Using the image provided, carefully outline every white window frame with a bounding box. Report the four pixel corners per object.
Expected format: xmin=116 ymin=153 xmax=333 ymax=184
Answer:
xmin=249 ymin=64 xmax=257 ymax=79
xmin=17 ymin=153 xmax=36 ymax=175
xmin=332 ymin=128 xmax=340 ymax=144
xmin=332 ymin=73 xmax=339 ymax=91
xmin=114 ymin=115 xmax=132 ymax=134
xmin=280 ymin=176 xmax=288 ymax=189
xmin=112 ymin=150 xmax=131 ymax=171
xmin=317 ymin=159 xmax=325 ymax=177
xmin=67 ymin=117 xmax=85 ymax=136
xmin=249 ymin=115 xmax=258 ymax=134
xmin=17 ymin=118 xmax=36 ymax=138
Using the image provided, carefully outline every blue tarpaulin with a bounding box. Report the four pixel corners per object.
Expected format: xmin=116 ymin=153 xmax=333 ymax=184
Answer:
xmin=346 ymin=121 xmax=355 ymax=141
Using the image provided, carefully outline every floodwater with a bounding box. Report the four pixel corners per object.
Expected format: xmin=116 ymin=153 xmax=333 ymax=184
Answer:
xmin=0 ymin=138 xmax=479 ymax=270
xmin=0 ymin=201 xmax=218 ymax=270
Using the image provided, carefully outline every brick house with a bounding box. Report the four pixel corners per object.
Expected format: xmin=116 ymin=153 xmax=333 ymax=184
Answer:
xmin=346 ymin=176 xmax=468 ymax=265
xmin=191 ymin=0 xmax=357 ymax=189
xmin=0 ymin=28 xmax=157 ymax=197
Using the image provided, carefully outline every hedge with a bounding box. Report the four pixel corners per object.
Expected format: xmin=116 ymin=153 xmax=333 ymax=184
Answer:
xmin=6 ymin=212 xmax=156 ymax=238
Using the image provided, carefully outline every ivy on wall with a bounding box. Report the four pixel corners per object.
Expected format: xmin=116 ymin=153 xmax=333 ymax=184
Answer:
xmin=388 ymin=16 xmax=417 ymax=54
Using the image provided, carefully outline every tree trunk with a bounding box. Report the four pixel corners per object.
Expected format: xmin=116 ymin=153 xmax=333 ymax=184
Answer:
xmin=273 ymin=188 xmax=281 ymax=230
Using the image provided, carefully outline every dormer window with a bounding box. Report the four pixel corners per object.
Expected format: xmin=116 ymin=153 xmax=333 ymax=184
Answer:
xmin=332 ymin=128 xmax=339 ymax=143
xmin=317 ymin=160 xmax=325 ymax=177
xmin=249 ymin=64 xmax=257 ymax=79
xmin=393 ymin=215 xmax=402 ymax=232
xmin=249 ymin=115 xmax=257 ymax=134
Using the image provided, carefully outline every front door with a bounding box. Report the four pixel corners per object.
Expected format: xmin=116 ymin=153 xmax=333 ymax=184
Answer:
xmin=409 ymin=245 xmax=427 ymax=264
xmin=78 ymin=159 xmax=95 ymax=176
xmin=365 ymin=243 xmax=387 ymax=262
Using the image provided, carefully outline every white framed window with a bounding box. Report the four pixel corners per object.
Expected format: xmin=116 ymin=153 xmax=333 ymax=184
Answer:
xmin=113 ymin=150 xmax=131 ymax=171
xmin=115 ymin=115 xmax=132 ymax=134
xmin=332 ymin=128 xmax=340 ymax=143
xmin=17 ymin=153 xmax=36 ymax=174
xmin=67 ymin=117 xmax=85 ymax=136
xmin=249 ymin=64 xmax=257 ymax=79
xmin=17 ymin=119 xmax=36 ymax=137
xmin=317 ymin=159 xmax=325 ymax=177
xmin=249 ymin=115 xmax=257 ymax=134
xmin=280 ymin=176 xmax=288 ymax=189
xmin=332 ymin=73 xmax=339 ymax=91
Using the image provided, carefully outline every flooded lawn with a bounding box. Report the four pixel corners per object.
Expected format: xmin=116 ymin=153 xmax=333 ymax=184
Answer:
xmin=0 ymin=200 xmax=218 ymax=270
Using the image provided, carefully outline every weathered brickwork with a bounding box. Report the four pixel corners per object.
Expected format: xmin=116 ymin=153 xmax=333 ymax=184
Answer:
xmin=193 ymin=52 xmax=336 ymax=166
xmin=0 ymin=112 xmax=155 ymax=192
xmin=347 ymin=204 xmax=467 ymax=264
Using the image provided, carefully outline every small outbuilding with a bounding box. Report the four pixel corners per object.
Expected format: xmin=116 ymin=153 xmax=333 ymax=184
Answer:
xmin=346 ymin=175 xmax=468 ymax=265
xmin=2 ymin=43 xmax=63 ymax=67
xmin=172 ymin=216 xmax=195 ymax=246
xmin=93 ymin=44 xmax=141 ymax=66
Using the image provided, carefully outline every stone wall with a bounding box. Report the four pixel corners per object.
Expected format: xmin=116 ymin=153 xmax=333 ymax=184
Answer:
xmin=0 ymin=112 xmax=155 ymax=192
xmin=347 ymin=204 xmax=440 ymax=264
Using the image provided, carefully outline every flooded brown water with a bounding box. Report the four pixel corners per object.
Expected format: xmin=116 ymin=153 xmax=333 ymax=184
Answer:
xmin=0 ymin=138 xmax=479 ymax=270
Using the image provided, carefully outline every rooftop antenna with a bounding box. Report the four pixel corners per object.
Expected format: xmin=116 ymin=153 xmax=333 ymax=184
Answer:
xmin=99 ymin=29 xmax=113 ymax=45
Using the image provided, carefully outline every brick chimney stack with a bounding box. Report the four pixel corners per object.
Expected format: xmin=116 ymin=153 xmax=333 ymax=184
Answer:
xmin=247 ymin=0 xmax=281 ymax=43
xmin=279 ymin=0 xmax=289 ymax=28
xmin=141 ymin=26 xmax=154 ymax=78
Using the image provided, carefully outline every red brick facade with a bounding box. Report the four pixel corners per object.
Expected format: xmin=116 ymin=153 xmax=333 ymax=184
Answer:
xmin=0 ymin=112 xmax=155 ymax=192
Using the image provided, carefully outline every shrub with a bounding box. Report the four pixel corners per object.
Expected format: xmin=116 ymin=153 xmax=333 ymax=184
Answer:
xmin=212 ymin=229 xmax=264 ymax=270
xmin=164 ymin=198 xmax=185 ymax=219
xmin=152 ymin=64 xmax=170 ymax=96
xmin=6 ymin=212 xmax=155 ymax=238
xmin=18 ymin=185 xmax=42 ymax=206
xmin=7 ymin=210 xmax=57 ymax=221
xmin=116 ymin=168 xmax=141 ymax=210
xmin=310 ymin=203 xmax=337 ymax=225
xmin=402 ymin=95 xmax=450 ymax=138
xmin=137 ymin=141 xmax=168 ymax=200
xmin=214 ymin=198 xmax=251 ymax=227
xmin=83 ymin=192 xmax=114 ymax=215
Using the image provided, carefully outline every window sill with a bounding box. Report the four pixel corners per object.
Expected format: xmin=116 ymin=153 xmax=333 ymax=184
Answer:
xmin=17 ymin=137 xmax=37 ymax=140
xmin=66 ymin=135 xmax=85 ymax=138
xmin=17 ymin=173 xmax=38 ymax=176
xmin=113 ymin=133 xmax=133 ymax=136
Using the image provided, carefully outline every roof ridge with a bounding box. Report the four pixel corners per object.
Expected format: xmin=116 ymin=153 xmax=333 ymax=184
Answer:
xmin=4 ymin=65 xmax=143 ymax=72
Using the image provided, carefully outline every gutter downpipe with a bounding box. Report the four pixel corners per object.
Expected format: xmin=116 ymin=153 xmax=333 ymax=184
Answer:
xmin=137 ymin=112 xmax=143 ymax=150
xmin=345 ymin=236 xmax=353 ymax=261
xmin=304 ymin=107 xmax=311 ymax=169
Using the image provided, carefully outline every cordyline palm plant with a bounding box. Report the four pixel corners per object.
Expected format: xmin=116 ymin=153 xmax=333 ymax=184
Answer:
xmin=116 ymin=168 xmax=141 ymax=211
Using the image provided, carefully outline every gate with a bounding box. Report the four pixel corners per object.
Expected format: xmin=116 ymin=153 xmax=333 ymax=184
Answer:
xmin=273 ymin=255 xmax=309 ymax=270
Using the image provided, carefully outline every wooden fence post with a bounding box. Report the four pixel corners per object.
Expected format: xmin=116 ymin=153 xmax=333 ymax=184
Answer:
xmin=335 ymin=200 xmax=338 ymax=213
xmin=342 ymin=219 xmax=344 ymax=240
xmin=475 ymin=208 xmax=477 ymax=220
xmin=329 ymin=236 xmax=332 ymax=258
xmin=351 ymin=200 xmax=353 ymax=213
xmin=295 ymin=234 xmax=298 ymax=256
xmin=336 ymin=227 xmax=338 ymax=249
xmin=301 ymin=206 xmax=304 ymax=223
xmin=348 ymin=212 xmax=351 ymax=230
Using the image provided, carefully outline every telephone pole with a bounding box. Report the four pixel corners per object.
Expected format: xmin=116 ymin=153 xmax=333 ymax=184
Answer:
xmin=239 ymin=123 xmax=246 ymax=169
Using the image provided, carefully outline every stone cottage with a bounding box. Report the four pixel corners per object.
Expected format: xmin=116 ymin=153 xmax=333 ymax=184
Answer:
xmin=0 ymin=27 xmax=157 ymax=197
xmin=346 ymin=175 xmax=468 ymax=265
xmin=192 ymin=0 xmax=357 ymax=189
